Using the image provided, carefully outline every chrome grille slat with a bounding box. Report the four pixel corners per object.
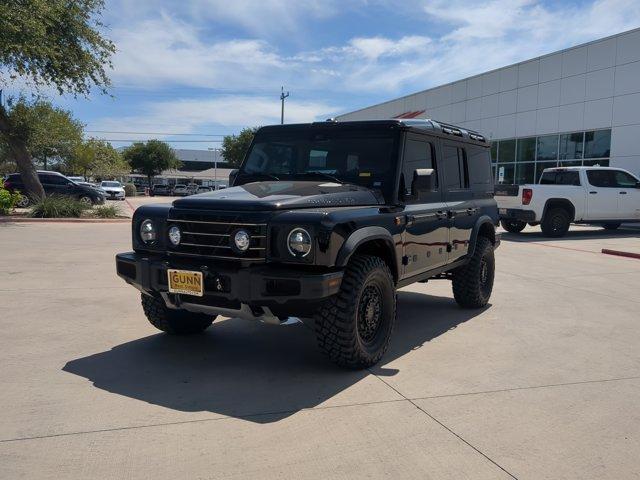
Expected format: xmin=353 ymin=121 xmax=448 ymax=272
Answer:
xmin=168 ymin=211 xmax=268 ymax=262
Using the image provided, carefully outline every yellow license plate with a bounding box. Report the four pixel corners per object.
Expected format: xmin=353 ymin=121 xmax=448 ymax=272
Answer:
xmin=167 ymin=269 xmax=204 ymax=297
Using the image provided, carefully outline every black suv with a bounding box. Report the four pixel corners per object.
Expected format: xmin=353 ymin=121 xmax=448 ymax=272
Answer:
xmin=116 ymin=120 xmax=499 ymax=368
xmin=3 ymin=171 xmax=105 ymax=206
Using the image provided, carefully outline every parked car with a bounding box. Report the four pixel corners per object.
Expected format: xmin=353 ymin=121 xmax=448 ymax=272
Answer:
xmin=186 ymin=184 xmax=199 ymax=195
xmin=197 ymin=186 xmax=213 ymax=194
xmin=172 ymin=184 xmax=188 ymax=196
xmin=3 ymin=171 xmax=105 ymax=206
xmin=150 ymin=184 xmax=171 ymax=196
xmin=77 ymin=182 xmax=106 ymax=195
xmin=495 ymin=166 xmax=640 ymax=237
xmin=116 ymin=119 xmax=499 ymax=368
xmin=100 ymin=181 xmax=126 ymax=200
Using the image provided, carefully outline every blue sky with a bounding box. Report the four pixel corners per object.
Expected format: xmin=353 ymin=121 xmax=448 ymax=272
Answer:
xmin=6 ymin=0 xmax=640 ymax=150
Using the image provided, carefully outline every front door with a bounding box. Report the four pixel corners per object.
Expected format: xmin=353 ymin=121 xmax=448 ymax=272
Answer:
xmin=585 ymin=170 xmax=619 ymax=219
xmin=401 ymin=134 xmax=449 ymax=278
xmin=441 ymin=140 xmax=474 ymax=261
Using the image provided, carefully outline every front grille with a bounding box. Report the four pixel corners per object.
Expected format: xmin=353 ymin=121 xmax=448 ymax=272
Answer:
xmin=167 ymin=210 xmax=267 ymax=262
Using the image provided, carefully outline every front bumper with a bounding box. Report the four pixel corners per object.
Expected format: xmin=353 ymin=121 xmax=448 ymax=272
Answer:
xmin=115 ymin=252 xmax=343 ymax=321
xmin=498 ymin=208 xmax=536 ymax=222
xmin=105 ymin=191 xmax=125 ymax=199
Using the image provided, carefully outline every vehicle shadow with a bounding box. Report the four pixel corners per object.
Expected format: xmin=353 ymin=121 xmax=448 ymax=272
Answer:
xmin=63 ymin=291 xmax=487 ymax=424
xmin=500 ymin=226 xmax=640 ymax=243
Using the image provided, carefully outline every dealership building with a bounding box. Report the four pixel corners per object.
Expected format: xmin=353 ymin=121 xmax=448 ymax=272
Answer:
xmin=336 ymin=28 xmax=640 ymax=184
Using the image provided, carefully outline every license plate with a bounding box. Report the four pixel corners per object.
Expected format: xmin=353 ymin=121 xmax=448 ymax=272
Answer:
xmin=167 ymin=269 xmax=203 ymax=297
xmin=499 ymin=208 xmax=507 ymax=215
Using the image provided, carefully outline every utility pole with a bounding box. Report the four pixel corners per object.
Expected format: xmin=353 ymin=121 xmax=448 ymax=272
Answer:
xmin=207 ymin=147 xmax=218 ymax=190
xmin=280 ymin=86 xmax=290 ymax=125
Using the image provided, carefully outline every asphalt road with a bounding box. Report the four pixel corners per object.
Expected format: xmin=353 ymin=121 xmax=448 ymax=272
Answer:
xmin=1 ymin=221 xmax=639 ymax=479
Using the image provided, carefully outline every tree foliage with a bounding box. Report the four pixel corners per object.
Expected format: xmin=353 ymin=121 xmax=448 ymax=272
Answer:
xmin=2 ymin=98 xmax=84 ymax=168
xmin=123 ymin=140 xmax=181 ymax=185
xmin=66 ymin=138 xmax=129 ymax=180
xmin=0 ymin=0 xmax=115 ymax=198
xmin=221 ymin=127 xmax=259 ymax=168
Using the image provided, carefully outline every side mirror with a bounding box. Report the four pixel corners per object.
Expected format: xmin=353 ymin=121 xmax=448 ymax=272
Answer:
xmin=411 ymin=168 xmax=436 ymax=194
xmin=229 ymin=169 xmax=239 ymax=187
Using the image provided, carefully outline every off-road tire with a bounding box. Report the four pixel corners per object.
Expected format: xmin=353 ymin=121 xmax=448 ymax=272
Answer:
xmin=141 ymin=293 xmax=214 ymax=334
xmin=501 ymin=219 xmax=526 ymax=233
xmin=452 ymin=236 xmax=495 ymax=309
xmin=314 ymin=255 xmax=396 ymax=369
xmin=541 ymin=207 xmax=571 ymax=237
xmin=603 ymin=222 xmax=621 ymax=230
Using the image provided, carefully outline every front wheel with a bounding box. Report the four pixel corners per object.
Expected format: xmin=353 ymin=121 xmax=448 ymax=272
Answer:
xmin=79 ymin=195 xmax=93 ymax=206
xmin=141 ymin=294 xmax=215 ymax=334
xmin=452 ymin=237 xmax=495 ymax=309
xmin=314 ymin=255 xmax=396 ymax=369
xmin=500 ymin=219 xmax=526 ymax=233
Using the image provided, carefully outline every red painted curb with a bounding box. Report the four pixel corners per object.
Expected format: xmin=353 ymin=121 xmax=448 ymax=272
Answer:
xmin=0 ymin=217 xmax=130 ymax=224
xmin=601 ymin=249 xmax=640 ymax=260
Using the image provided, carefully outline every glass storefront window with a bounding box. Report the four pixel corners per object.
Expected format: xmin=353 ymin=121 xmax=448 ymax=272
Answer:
xmin=536 ymin=135 xmax=559 ymax=161
xmin=516 ymin=137 xmax=536 ymax=162
xmin=496 ymin=163 xmax=515 ymax=184
xmin=559 ymin=160 xmax=582 ymax=167
xmin=515 ymin=162 xmax=535 ymax=184
xmin=584 ymin=130 xmax=611 ymax=159
xmin=490 ymin=142 xmax=497 ymax=162
xmin=559 ymin=132 xmax=584 ymax=160
xmin=498 ymin=139 xmax=515 ymax=163
xmin=535 ymin=161 xmax=558 ymax=183
xmin=583 ymin=159 xmax=609 ymax=167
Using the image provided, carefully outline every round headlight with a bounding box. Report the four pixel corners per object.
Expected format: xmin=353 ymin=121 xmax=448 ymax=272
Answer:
xmin=234 ymin=229 xmax=251 ymax=252
xmin=140 ymin=219 xmax=156 ymax=243
xmin=287 ymin=228 xmax=312 ymax=257
xmin=168 ymin=225 xmax=181 ymax=246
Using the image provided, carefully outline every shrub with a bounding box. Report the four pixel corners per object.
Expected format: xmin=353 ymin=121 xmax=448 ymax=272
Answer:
xmin=29 ymin=196 xmax=91 ymax=218
xmin=0 ymin=188 xmax=23 ymax=215
xmin=123 ymin=183 xmax=137 ymax=197
xmin=92 ymin=204 xmax=120 ymax=218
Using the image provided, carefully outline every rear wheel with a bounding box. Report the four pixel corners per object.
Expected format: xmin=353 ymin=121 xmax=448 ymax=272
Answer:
xmin=141 ymin=294 xmax=214 ymax=334
xmin=541 ymin=208 xmax=570 ymax=237
xmin=314 ymin=255 xmax=396 ymax=369
xmin=16 ymin=195 xmax=30 ymax=208
xmin=500 ymin=219 xmax=526 ymax=233
xmin=603 ymin=222 xmax=621 ymax=230
xmin=452 ymin=237 xmax=495 ymax=308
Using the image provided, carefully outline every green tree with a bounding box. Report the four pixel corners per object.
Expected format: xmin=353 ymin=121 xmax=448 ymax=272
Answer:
xmin=66 ymin=138 xmax=128 ymax=180
xmin=123 ymin=140 xmax=181 ymax=187
xmin=221 ymin=127 xmax=259 ymax=168
xmin=0 ymin=0 xmax=115 ymax=198
xmin=2 ymin=99 xmax=84 ymax=170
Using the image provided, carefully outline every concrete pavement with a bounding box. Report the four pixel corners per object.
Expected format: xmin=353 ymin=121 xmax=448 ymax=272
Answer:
xmin=1 ymin=222 xmax=639 ymax=479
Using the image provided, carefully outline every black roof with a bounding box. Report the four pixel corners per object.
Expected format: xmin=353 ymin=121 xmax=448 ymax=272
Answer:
xmin=258 ymin=119 xmax=489 ymax=146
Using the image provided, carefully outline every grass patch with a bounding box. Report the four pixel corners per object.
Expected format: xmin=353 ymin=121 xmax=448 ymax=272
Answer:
xmin=92 ymin=204 xmax=121 ymax=218
xmin=29 ymin=196 xmax=91 ymax=218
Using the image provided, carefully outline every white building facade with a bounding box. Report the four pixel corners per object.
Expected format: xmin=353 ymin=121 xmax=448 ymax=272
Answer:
xmin=337 ymin=28 xmax=640 ymax=184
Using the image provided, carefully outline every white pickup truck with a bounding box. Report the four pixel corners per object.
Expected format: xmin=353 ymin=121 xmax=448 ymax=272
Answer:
xmin=495 ymin=166 xmax=640 ymax=237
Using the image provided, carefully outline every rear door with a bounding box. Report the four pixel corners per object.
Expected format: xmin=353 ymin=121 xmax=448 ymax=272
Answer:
xmin=613 ymin=170 xmax=640 ymax=219
xmin=401 ymin=134 xmax=449 ymax=277
xmin=585 ymin=170 xmax=620 ymax=219
xmin=441 ymin=140 xmax=474 ymax=262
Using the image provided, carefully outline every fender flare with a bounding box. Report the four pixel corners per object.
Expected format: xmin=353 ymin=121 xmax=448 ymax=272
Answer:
xmin=542 ymin=198 xmax=576 ymax=222
xmin=335 ymin=226 xmax=398 ymax=275
xmin=468 ymin=215 xmax=497 ymax=257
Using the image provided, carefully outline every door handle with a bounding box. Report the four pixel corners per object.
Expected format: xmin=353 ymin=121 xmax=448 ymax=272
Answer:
xmin=589 ymin=191 xmax=597 ymax=194
xmin=436 ymin=210 xmax=447 ymax=219
xmin=466 ymin=208 xmax=477 ymax=215
xmin=448 ymin=210 xmax=457 ymax=218
xmin=619 ymin=191 xmax=628 ymax=195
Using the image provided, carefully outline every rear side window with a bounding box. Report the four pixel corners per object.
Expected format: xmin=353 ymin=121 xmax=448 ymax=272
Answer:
xmin=442 ymin=145 xmax=469 ymax=190
xmin=467 ymin=145 xmax=492 ymax=185
xmin=539 ymin=171 xmax=581 ymax=185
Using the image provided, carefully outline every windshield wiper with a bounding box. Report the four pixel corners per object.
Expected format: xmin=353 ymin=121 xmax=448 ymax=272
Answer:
xmin=293 ymin=171 xmax=345 ymax=184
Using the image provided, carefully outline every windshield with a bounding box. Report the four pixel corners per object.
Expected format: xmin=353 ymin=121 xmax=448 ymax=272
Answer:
xmin=101 ymin=181 xmax=121 ymax=187
xmin=239 ymin=129 xmax=399 ymax=200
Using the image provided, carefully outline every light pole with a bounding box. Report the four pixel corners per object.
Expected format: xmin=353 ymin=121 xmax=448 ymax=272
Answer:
xmin=207 ymin=147 xmax=218 ymax=190
xmin=280 ymin=86 xmax=290 ymax=125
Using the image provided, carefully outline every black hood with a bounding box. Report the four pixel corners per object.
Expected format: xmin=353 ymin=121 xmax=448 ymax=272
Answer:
xmin=172 ymin=181 xmax=383 ymax=211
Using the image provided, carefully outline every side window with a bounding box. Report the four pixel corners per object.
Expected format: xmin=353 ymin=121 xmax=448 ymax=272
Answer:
xmin=614 ymin=171 xmax=638 ymax=187
xmin=587 ymin=170 xmax=616 ymax=188
xmin=402 ymin=139 xmax=436 ymax=197
xmin=442 ymin=145 xmax=469 ymax=190
xmin=467 ymin=145 xmax=492 ymax=186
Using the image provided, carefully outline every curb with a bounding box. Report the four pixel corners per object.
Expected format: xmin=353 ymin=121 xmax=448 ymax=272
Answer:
xmin=0 ymin=217 xmax=130 ymax=224
xmin=601 ymin=249 xmax=640 ymax=260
